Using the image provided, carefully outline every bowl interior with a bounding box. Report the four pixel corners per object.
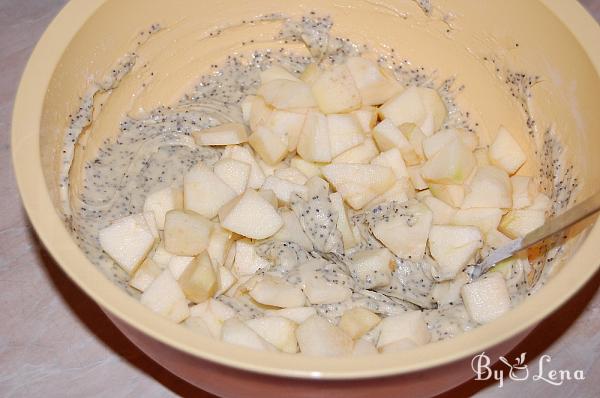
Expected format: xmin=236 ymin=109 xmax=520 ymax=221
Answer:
xmin=13 ymin=0 xmax=600 ymax=378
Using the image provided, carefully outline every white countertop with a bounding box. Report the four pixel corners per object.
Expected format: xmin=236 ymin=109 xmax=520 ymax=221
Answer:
xmin=1 ymin=1 xmax=599 ymax=396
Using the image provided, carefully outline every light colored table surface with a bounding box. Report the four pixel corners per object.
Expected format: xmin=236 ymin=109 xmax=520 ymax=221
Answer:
xmin=1 ymin=1 xmax=599 ymax=397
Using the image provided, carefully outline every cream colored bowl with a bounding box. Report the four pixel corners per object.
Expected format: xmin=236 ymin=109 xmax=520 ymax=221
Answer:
xmin=12 ymin=0 xmax=600 ymax=396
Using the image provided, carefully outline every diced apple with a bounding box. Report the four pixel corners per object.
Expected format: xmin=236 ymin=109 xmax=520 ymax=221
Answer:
xmin=258 ymin=79 xmax=317 ymax=109
xmin=248 ymin=126 xmax=288 ymax=166
xmin=143 ymin=186 xmax=182 ymax=229
xmin=372 ymin=119 xmax=418 ymax=165
xmin=297 ymin=111 xmax=332 ymax=163
xmin=332 ymin=137 xmax=379 ymax=164
xmin=303 ymin=275 xmax=353 ymax=305
xmin=422 ymin=128 xmax=478 ymax=159
xmin=346 ymin=57 xmax=402 ymax=105
xmin=189 ymin=299 xmax=235 ymax=338
xmin=339 ymin=308 xmax=381 ymax=339
xmin=231 ymin=239 xmax=271 ymax=276
xmin=327 ymin=113 xmax=365 ymax=158
xmin=291 ymin=156 xmax=322 ymax=178
xmin=321 ymin=163 xmax=395 ymax=209
xmin=183 ymin=164 xmax=237 ymax=219
xmin=249 ymin=275 xmax=306 ymax=308
xmin=418 ymin=87 xmax=448 ymax=135
xmin=213 ymin=158 xmax=251 ymax=195
xmin=499 ymin=209 xmax=545 ymax=238
xmin=379 ymin=87 xmax=426 ymax=129
xmin=266 ymin=307 xmax=317 ymax=324
xmin=215 ymin=266 xmax=236 ymax=296
xmin=528 ymin=192 xmax=552 ymax=212
xmin=422 ymin=195 xmax=457 ymax=225
xmin=352 ymin=107 xmax=378 ymax=133
xmin=451 ymin=208 xmax=503 ymax=234
xmin=370 ymin=201 xmax=433 ymax=259
xmin=462 ymin=166 xmax=512 ymax=209
xmin=257 ymin=189 xmax=278 ymax=208
xmin=430 ymin=272 xmax=469 ymax=307
xmin=184 ymin=317 xmax=211 ymax=337
xmin=141 ymin=269 xmax=189 ymax=323
xmin=461 ymin=272 xmax=511 ymax=324
xmin=429 ymin=183 xmax=465 ymax=207
xmin=421 ymin=139 xmax=476 ymax=184
xmin=329 ymin=192 xmax=358 ymax=250
xmin=151 ymin=243 xmax=174 ymax=267
xmin=484 ymin=229 xmax=512 ymax=251
xmin=366 ymin=179 xmax=415 ymax=208
xmin=262 ymin=175 xmax=308 ymax=204
xmin=264 ymin=109 xmax=306 ymax=152
xmin=193 ymin=123 xmax=248 ymax=146
xmin=178 ymin=252 xmax=218 ymax=303
xmin=399 ymin=123 xmax=426 ymax=162
xmin=242 ymin=95 xmax=272 ymax=132
xmin=219 ymin=190 xmax=283 ymax=239
xmin=260 ymin=65 xmax=300 ymax=83
xmin=129 ymin=258 xmax=162 ymax=292
xmin=167 ymin=255 xmax=194 ymax=280
xmin=221 ymin=318 xmax=277 ymax=351
xmin=221 ymin=145 xmax=266 ymax=189
xmin=489 ymin=126 xmax=527 ymax=174
xmin=99 ymin=213 xmax=156 ymax=275
xmin=428 ymin=225 xmax=483 ymax=280
xmin=207 ymin=224 xmax=232 ymax=266
xmin=246 ymin=316 xmax=299 ymax=353
xmin=142 ymin=212 xmax=159 ymax=239
xmin=511 ymin=175 xmax=537 ymax=209
xmin=352 ymin=338 xmax=379 ymax=356
xmin=376 ymin=311 xmax=431 ymax=348
xmin=273 ymin=209 xmax=313 ymax=250
xmin=296 ymin=315 xmax=353 ymax=356
xmin=311 ymin=64 xmax=361 ymax=114
xmin=164 ymin=209 xmax=212 ymax=256
xmin=371 ymin=148 xmax=409 ymax=179
xmin=408 ymin=165 xmax=428 ymax=190
xmin=349 ymin=248 xmax=394 ymax=289
xmin=274 ymin=167 xmax=308 ymax=185
xmin=300 ymin=63 xmax=320 ymax=83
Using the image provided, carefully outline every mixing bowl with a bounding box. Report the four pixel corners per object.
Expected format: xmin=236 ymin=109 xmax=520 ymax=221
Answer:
xmin=11 ymin=0 xmax=600 ymax=396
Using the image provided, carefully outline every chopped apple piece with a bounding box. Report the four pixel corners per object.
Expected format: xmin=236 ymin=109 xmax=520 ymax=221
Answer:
xmin=371 ymin=148 xmax=409 ymax=179
xmin=418 ymin=87 xmax=448 ymax=135
xmin=322 ymin=163 xmax=395 ymax=209
xmin=219 ymin=190 xmax=283 ymax=239
xmin=332 ymin=137 xmax=379 ymax=164
xmin=273 ymin=209 xmax=313 ymax=250
xmin=257 ymin=189 xmax=278 ymax=208
xmin=258 ymin=79 xmax=317 ymax=109
xmin=366 ymin=178 xmax=415 ymax=208
xmin=300 ymin=63 xmax=320 ymax=83
xmin=499 ymin=209 xmax=545 ymax=238
xmin=164 ymin=209 xmax=212 ymax=256
xmin=353 ymin=338 xmax=379 ymax=356
xmin=422 ymin=128 xmax=477 ymax=159
xmin=399 ymin=123 xmax=426 ymax=162
xmin=451 ymin=208 xmax=503 ymax=234
xmin=167 ymin=255 xmax=194 ymax=280
xmin=303 ymin=275 xmax=352 ymax=305
xmin=221 ymin=318 xmax=277 ymax=351
xmin=339 ymin=308 xmax=381 ymax=339
xmin=297 ymin=111 xmax=331 ymax=163
xmin=462 ymin=166 xmax=512 ymax=209
xmin=141 ymin=269 xmax=189 ymax=323
xmin=189 ymin=299 xmax=235 ymax=338
xmin=262 ymin=175 xmax=308 ymax=204
xmin=249 ymin=275 xmax=306 ymax=308
xmin=129 ymin=258 xmax=162 ymax=292
xmin=327 ymin=113 xmax=365 ymax=158
xmin=143 ymin=186 xmax=182 ymax=229
xmin=349 ymin=248 xmax=394 ymax=289
xmin=528 ymin=192 xmax=552 ymax=212
xmin=207 ymin=225 xmax=232 ymax=266
xmin=421 ymin=139 xmax=476 ymax=184
xmin=429 ymin=183 xmax=465 ymax=208
xmin=370 ymin=200 xmax=433 ymax=259
xmin=193 ymin=123 xmax=248 ymax=146
xmin=151 ymin=243 xmax=175 ymax=267
xmin=260 ymin=65 xmax=300 ymax=83
xmin=311 ymin=64 xmax=361 ymax=113
xmin=266 ymin=307 xmax=317 ymax=324
xmin=296 ymin=315 xmax=353 ymax=356
xmin=379 ymin=87 xmax=425 ymax=129
xmin=462 ymin=272 xmax=511 ymax=324
xmin=183 ymin=164 xmax=237 ymax=219
xmin=376 ymin=311 xmax=431 ymax=348
xmin=99 ymin=213 xmax=156 ymax=275
xmin=274 ymin=167 xmax=308 ymax=185
xmin=428 ymin=225 xmax=483 ymax=280
xmin=291 ymin=156 xmax=322 ymax=178
xmin=242 ymin=95 xmax=272 ymax=132
xmin=352 ymin=107 xmax=378 ymax=132
xmin=264 ymin=109 xmax=306 ymax=151
xmin=215 ymin=266 xmax=236 ymax=296
xmin=221 ymin=145 xmax=266 ymax=189
xmin=489 ymin=126 xmax=527 ymax=174
xmin=408 ymin=165 xmax=428 ymax=190
xmin=248 ymin=126 xmax=288 ymax=166
xmin=511 ymin=175 xmax=537 ymax=209
xmin=230 ymin=239 xmax=270 ymax=277
xmin=372 ymin=119 xmax=418 ymax=165
xmin=422 ymin=196 xmax=457 ymax=225
xmin=346 ymin=57 xmax=402 ymax=105
xmin=213 ymin=158 xmax=251 ymax=195
xmin=330 ymin=192 xmax=358 ymax=250
xmin=246 ymin=316 xmax=299 ymax=353
xmin=431 ymin=272 xmax=469 ymax=307
xmin=178 ymin=252 xmax=218 ymax=303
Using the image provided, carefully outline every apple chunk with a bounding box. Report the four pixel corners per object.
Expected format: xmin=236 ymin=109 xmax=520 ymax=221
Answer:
xmin=143 ymin=186 xmax=182 ymax=229
xmin=332 ymin=137 xmax=380 ymax=164
xmin=141 ymin=269 xmax=189 ymax=323
xmin=311 ymin=64 xmax=361 ymax=114
xmin=377 ymin=311 xmax=431 ymax=348
xmin=428 ymin=225 xmax=483 ymax=280
xmin=327 ymin=113 xmax=365 ymax=158
xmin=264 ymin=110 xmax=306 ymax=151
xmin=297 ymin=111 xmax=332 ymax=163
xmin=192 ymin=123 xmax=248 ymax=146
xmin=489 ymin=126 xmax=527 ymax=174
xmin=221 ymin=145 xmax=266 ymax=190
xmin=249 ymin=275 xmax=306 ymax=308
xmin=248 ymin=126 xmax=288 ymax=166
xmin=163 ymin=209 xmax=212 ymax=256
xmin=461 ymin=272 xmax=511 ymax=324
xmin=421 ymin=139 xmax=476 ymax=184
xmin=346 ymin=57 xmax=402 ymax=105
xmin=462 ymin=165 xmax=512 ymax=209
xmin=258 ymin=79 xmax=317 ymax=109
xmin=221 ymin=318 xmax=277 ymax=351
xmin=246 ymin=316 xmax=299 ymax=353
xmin=349 ymin=248 xmax=394 ymax=289
xmin=219 ymin=190 xmax=283 ymax=239
xmin=372 ymin=119 xmax=418 ymax=165
xmin=338 ymin=308 xmax=381 ymax=339
xmin=321 ymin=163 xmax=395 ymax=209
xmin=99 ymin=213 xmax=156 ymax=275
xmin=296 ymin=315 xmax=353 ymax=356
xmin=183 ymin=163 xmax=237 ymax=219
xmin=511 ymin=175 xmax=537 ymax=209
xmin=129 ymin=258 xmax=162 ymax=292
xmin=178 ymin=252 xmax=218 ymax=303
xmin=499 ymin=209 xmax=545 ymax=238
xmin=260 ymin=65 xmax=299 ymax=83
xmin=213 ymin=158 xmax=250 ymax=195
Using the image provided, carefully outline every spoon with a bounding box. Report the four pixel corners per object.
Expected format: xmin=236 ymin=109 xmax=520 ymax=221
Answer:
xmin=467 ymin=190 xmax=600 ymax=279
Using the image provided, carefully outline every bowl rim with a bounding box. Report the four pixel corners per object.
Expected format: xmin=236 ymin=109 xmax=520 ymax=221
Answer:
xmin=11 ymin=0 xmax=600 ymax=380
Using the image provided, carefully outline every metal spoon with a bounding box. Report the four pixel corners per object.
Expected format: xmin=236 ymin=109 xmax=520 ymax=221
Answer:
xmin=467 ymin=191 xmax=600 ymax=279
